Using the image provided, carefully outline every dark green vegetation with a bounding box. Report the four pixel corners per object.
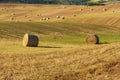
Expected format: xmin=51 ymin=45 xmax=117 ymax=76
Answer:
xmin=0 ymin=0 xmax=113 ymax=5
xmin=0 ymin=0 xmax=120 ymax=5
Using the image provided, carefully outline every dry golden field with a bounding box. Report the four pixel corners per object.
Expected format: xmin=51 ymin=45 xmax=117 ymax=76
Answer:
xmin=0 ymin=3 xmax=120 ymax=80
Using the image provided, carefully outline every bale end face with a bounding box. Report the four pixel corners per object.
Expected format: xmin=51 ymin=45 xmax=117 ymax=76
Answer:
xmin=61 ymin=16 xmax=65 ymax=19
xmin=86 ymin=34 xmax=99 ymax=44
xmin=23 ymin=34 xmax=39 ymax=47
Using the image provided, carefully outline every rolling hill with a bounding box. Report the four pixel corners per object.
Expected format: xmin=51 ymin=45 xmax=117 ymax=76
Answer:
xmin=0 ymin=4 xmax=120 ymax=43
xmin=0 ymin=4 xmax=120 ymax=80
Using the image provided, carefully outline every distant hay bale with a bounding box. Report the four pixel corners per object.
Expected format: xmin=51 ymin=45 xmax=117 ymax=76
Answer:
xmin=40 ymin=18 xmax=43 ymax=20
xmin=25 ymin=15 xmax=27 ymax=17
xmin=23 ymin=33 xmax=39 ymax=47
xmin=73 ymin=14 xmax=77 ymax=17
xmin=86 ymin=34 xmax=99 ymax=44
xmin=80 ymin=9 xmax=83 ymax=11
xmin=63 ymin=6 xmax=66 ymax=9
xmin=46 ymin=17 xmax=50 ymax=20
xmin=112 ymin=11 xmax=115 ymax=13
xmin=90 ymin=9 xmax=94 ymax=11
xmin=103 ymin=8 xmax=107 ymax=11
xmin=40 ymin=17 xmax=47 ymax=21
xmin=37 ymin=14 xmax=39 ymax=16
xmin=61 ymin=16 xmax=65 ymax=19
xmin=11 ymin=17 xmax=14 ymax=20
xmin=12 ymin=13 xmax=16 ymax=16
xmin=37 ymin=14 xmax=42 ymax=17
xmin=43 ymin=17 xmax=46 ymax=20
xmin=56 ymin=16 xmax=60 ymax=19
xmin=28 ymin=19 xmax=32 ymax=21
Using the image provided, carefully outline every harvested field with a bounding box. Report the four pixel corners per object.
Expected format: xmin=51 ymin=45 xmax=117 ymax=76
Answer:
xmin=0 ymin=3 xmax=120 ymax=80
xmin=0 ymin=42 xmax=120 ymax=80
xmin=0 ymin=4 xmax=119 ymax=26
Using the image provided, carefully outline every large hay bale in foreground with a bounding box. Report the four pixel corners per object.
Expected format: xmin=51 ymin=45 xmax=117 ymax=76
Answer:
xmin=86 ymin=34 xmax=99 ymax=44
xmin=23 ymin=33 xmax=39 ymax=47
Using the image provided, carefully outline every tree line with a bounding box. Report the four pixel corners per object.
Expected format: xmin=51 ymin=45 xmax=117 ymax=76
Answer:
xmin=0 ymin=0 xmax=116 ymax=5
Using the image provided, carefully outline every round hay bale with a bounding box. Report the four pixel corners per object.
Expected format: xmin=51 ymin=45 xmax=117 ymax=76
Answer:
xmin=61 ymin=16 xmax=65 ymax=19
xmin=40 ymin=18 xmax=43 ymax=20
xmin=103 ymin=8 xmax=107 ymax=11
xmin=37 ymin=14 xmax=40 ymax=16
xmin=25 ymin=15 xmax=27 ymax=17
xmin=80 ymin=9 xmax=83 ymax=11
xmin=12 ymin=13 xmax=16 ymax=16
xmin=46 ymin=17 xmax=50 ymax=20
xmin=11 ymin=17 xmax=14 ymax=20
xmin=86 ymin=34 xmax=99 ymax=44
xmin=43 ymin=17 xmax=46 ymax=20
xmin=28 ymin=19 xmax=32 ymax=21
xmin=56 ymin=16 xmax=60 ymax=19
xmin=73 ymin=14 xmax=77 ymax=17
xmin=23 ymin=33 xmax=39 ymax=47
xmin=90 ymin=9 xmax=94 ymax=11
xmin=63 ymin=6 xmax=66 ymax=9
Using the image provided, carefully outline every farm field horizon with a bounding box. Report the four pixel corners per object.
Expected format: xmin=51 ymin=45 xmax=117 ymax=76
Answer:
xmin=0 ymin=3 xmax=120 ymax=80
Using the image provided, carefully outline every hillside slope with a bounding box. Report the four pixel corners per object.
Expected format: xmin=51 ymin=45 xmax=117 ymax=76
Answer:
xmin=0 ymin=21 xmax=120 ymax=44
xmin=0 ymin=4 xmax=120 ymax=80
xmin=0 ymin=4 xmax=120 ymax=44
xmin=0 ymin=4 xmax=120 ymax=26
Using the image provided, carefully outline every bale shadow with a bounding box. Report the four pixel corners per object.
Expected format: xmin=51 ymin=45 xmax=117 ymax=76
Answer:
xmin=38 ymin=46 xmax=62 ymax=48
xmin=99 ymin=42 xmax=110 ymax=45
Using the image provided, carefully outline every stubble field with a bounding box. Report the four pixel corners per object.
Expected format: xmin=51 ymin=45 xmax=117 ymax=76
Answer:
xmin=0 ymin=3 xmax=120 ymax=80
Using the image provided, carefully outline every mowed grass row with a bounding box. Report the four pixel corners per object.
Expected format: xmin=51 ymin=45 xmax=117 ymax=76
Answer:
xmin=0 ymin=21 xmax=120 ymax=45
